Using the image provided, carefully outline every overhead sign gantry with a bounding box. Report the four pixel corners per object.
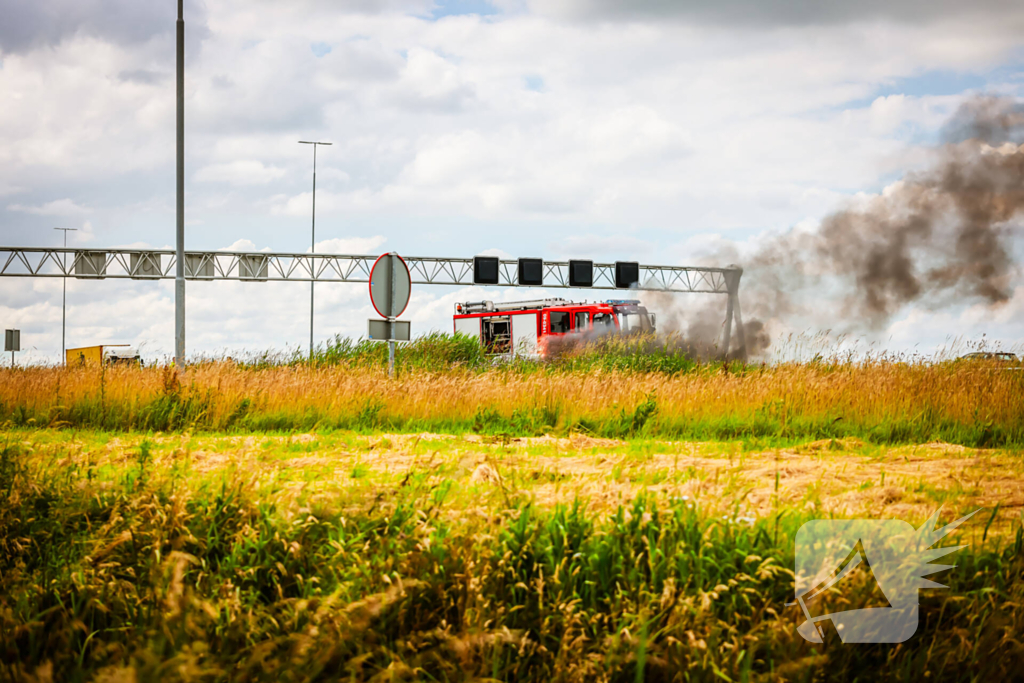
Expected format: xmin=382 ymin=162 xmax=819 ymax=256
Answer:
xmin=0 ymin=247 xmax=748 ymax=358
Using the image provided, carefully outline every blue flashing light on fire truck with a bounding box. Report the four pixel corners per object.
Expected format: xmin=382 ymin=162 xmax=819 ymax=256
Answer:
xmin=453 ymin=298 xmax=656 ymax=356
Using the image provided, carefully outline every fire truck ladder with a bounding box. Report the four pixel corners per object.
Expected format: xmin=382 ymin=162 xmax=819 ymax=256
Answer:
xmin=0 ymin=247 xmax=748 ymax=358
xmin=459 ymin=298 xmax=571 ymax=313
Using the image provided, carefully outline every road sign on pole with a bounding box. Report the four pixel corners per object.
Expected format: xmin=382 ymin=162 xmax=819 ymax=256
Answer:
xmin=368 ymin=319 xmax=410 ymax=341
xmin=369 ymin=252 xmax=411 ymax=319
xmin=5 ymin=329 xmax=20 ymax=367
xmin=368 ymin=252 xmax=412 ymax=377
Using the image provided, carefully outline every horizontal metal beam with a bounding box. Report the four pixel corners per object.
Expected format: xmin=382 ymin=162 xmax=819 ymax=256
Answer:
xmin=0 ymin=247 xmax=734 ymax=293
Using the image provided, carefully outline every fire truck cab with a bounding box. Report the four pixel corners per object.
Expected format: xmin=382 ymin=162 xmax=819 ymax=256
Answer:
xmin=453 ymin=298 xmax=655 ymax=356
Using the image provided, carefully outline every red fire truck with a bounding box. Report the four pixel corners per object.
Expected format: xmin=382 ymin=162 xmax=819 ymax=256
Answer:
xmin=453 ymin=298 xmax=655 ymax=356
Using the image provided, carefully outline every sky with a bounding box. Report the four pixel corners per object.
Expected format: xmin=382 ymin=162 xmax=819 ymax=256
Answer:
xmin=1 ymin=0 xmax=1023 ymax=363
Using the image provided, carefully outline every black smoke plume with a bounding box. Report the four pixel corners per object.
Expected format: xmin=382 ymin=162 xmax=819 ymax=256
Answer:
xmin=651 ymin=95 xmax=1024 ymax=358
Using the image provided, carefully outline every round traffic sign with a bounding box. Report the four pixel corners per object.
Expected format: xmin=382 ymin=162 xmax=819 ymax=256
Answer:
xmin=369 ymin=252 xmax=411 ymax=318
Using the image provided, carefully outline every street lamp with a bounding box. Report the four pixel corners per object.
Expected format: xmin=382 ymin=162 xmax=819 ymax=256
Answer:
xmin=298 ymin=140 xmax=332 ymax=359
xmin=174 ymin=0 xmax=186 ymax=367
xmin=54 ymin=227 xmax=77 ymax=365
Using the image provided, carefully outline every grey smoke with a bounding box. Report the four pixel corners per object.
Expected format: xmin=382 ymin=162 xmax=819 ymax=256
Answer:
xmin=639 ymin=292 xmax=755 ymax=360
xmin=941 ymin=96 xmax=1024 ymax=146
xmin=653 ymin=95 xmax=1024 ymax=358
xmin=780 ymin=95 xmax=1022 ymax=327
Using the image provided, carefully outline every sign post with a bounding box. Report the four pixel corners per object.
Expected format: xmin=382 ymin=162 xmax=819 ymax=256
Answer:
xmin=368 ymin=253 xmax=411 ymax=377
xmin=5 ymin=329 xmax=20 ymax=367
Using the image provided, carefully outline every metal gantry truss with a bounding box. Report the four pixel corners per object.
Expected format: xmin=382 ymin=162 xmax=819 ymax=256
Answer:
xmin=0 ymin=246 xmax=747 ymax=357
xmin=0 ymin=247 xmax=734 ymax=293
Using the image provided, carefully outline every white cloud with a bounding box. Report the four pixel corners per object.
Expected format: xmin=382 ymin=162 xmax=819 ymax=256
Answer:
xmin=548 ymin=235 xmax=656 ymax=261
xmin=883 ymin=288 xmax=1024 ymax=356
xmin=195 ymin=160 xmax=288 ymax=185
xmin=269 ymin=190 xmax=348 ymax=217
xmin=477 ymin=247 xmax=513 ymax=259
xmin=7 ymin=198 xmax=92 ymax=216
xmin=312 ymin=236 xmax=387 ymax=254
xmin=0 ymin=182 xmax=25 ymax=197
xmin=76 ymin=220 xmax=96 ymax=243
xmin=390 ymin=47 xmax=477 ymax=112
xmin=219 ymin=238 xmax=273 ymax=252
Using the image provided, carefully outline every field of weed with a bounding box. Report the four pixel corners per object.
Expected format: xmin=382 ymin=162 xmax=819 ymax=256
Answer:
xmin=1 ymin=337 xmax=1023 ymax=681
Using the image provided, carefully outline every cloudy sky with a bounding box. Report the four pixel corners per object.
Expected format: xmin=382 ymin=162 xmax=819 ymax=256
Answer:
xmin=2 ymin=0 xmax=1023 ymax=363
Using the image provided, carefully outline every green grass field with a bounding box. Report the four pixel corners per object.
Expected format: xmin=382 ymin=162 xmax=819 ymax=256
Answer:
xmin=1 ymin=427 xmax=1022 ymax=682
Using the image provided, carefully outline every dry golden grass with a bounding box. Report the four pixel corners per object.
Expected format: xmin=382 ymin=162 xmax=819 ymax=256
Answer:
xmin=1 ymin=360 xmax=1022 ymax=444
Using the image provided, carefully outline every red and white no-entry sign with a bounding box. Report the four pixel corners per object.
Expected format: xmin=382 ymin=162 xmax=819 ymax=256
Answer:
xmin=368 ymin=253 xmax=412 ymax=375
xmin=369 ymin=252 xmax=411 ymax=319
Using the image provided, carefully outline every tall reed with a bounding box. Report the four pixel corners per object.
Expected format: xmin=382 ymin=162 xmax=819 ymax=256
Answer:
xmin=2 ymin=348 xmax=1021 ymax=445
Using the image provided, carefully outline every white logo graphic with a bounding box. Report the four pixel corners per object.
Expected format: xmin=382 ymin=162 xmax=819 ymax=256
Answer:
xmin=792 ymin=508 xmax=978 ymax=643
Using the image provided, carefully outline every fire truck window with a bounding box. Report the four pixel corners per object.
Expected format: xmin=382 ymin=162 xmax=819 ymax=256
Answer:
xmin=574 ymin=311 xmax=589 ymax=330
xmin=483 ymin=318 xmax=512 ymax=353
xmin=593 ymin=313 xmax=612 ymax=327
xmin=617 ymin=313 xmax=651 ymax=333
xmin=549 ymin=311 xmax=569 ymax=334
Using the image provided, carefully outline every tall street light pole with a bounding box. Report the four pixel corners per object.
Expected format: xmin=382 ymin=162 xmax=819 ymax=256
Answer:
xmin=175 ymin=0 xmax=186 ymax=366
xmin=298 ymin=140 xmax=331 ymax=359
xmin=54 ymin=227 xmax=77 ymax=365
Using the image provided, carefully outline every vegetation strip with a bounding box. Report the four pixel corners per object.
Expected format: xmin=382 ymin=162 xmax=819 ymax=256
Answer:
xmin=1 ymin=432 xmax=1022 ymax=681
xmin=2 ymin=333 xmax=1022 ymax=447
